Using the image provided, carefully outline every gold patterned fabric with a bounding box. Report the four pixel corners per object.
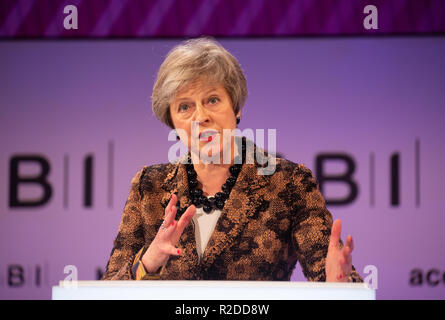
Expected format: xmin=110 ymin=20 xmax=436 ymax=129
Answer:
xmin=102 ymin=141 xmax=363 ymax=282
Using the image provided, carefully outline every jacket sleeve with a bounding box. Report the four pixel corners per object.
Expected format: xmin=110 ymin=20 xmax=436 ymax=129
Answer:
xmin=131 ymin=245 xmax=168 ymax=280
xmin=290 ymin=164 xmax=363 ymax=282
xmin=102 ymin=168 xmax=146 ymax=280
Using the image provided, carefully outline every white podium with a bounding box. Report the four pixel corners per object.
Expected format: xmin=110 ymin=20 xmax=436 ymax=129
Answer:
xmin=52 ymin=281 xmax=375 ymax=300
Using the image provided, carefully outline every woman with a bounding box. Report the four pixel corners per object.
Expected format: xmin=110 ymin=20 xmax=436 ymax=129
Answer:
xmin=102 ymin=38 xmax=362 ymax=282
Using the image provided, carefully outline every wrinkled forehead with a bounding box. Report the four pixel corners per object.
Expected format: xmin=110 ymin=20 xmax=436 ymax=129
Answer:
xmin=173 ymin=76 xmax=223 ymax=101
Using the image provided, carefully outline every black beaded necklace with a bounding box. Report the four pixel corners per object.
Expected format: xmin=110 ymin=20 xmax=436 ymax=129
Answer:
xmin=186 ymin=137 xmax=246 ymax=214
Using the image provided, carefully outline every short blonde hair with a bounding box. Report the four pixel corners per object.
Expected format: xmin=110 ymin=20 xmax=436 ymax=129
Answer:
xmin=152 ymin=37 xmax=248 ymax=128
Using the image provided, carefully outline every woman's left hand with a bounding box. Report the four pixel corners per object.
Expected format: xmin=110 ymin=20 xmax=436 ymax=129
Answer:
xmin=325 ymin=219 xmax=354 ymax=282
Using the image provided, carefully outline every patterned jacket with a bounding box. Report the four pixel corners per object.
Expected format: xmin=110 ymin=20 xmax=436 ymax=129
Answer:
xmin=102 ymin=142 xmax=362 ymax=282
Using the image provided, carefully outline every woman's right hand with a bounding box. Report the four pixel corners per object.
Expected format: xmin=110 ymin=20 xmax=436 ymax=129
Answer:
xmin=141 ymin=194 xmax=196 ymax=273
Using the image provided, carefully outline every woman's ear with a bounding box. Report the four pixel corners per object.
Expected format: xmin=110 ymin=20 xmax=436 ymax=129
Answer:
xmin=236 ymin=110 xmax=242 ymax=125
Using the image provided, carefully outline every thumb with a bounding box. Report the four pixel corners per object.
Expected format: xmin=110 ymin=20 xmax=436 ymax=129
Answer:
xmin=167 ymin=246 xmax=182 ymax=257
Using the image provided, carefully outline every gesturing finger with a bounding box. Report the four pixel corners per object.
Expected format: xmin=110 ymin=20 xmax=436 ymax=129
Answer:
xmin=341 ymin=256 xmax=352 ymax=277
xmin=158 ymin=206 xmax=177 ymax=238
xmin=346 ymin=235 xmax=354 ymax=252
xmin=340 ymin=247 xmax=352 ymax=276
xmin=160 ymin=216 xmax=178 ymax=240
xmin=165 ymin=194 xmax=178 ymax=218
xmin=172 ymin=205 xmax=196 ymax=243
xmin=342 ymin=245 xmax=351 ymax=258
xmin=163 ymin=194 xmax=178 ymax=228
xmin=329 ymin=219 xmax=342 ymax=249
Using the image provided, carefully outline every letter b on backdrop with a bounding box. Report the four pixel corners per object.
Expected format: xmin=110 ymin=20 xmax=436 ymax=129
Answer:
xmin=9 ymin=155 xmax=52 ymax=207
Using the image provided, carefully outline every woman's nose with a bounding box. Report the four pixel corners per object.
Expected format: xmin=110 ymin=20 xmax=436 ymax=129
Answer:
xmin=194 ymin=104 xmax=210 ymax=124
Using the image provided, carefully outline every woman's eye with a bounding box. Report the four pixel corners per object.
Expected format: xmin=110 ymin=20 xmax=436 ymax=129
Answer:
xmin=178 ymin=104 xmax=189 ymax=112
xmin=208 ymin=97 xmax=219 ymax=104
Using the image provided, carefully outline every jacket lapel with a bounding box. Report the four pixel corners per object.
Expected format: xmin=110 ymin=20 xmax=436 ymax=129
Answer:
xmin=200 ymin=141 xmax=271 ymax=269
xmin=160 ymin=141 xmax=273 ymax=276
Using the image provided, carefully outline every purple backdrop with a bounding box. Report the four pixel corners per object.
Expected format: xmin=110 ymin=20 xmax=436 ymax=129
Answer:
xmin=1 ymin=0 xmax=444 ymax=37
xmin=1 ymin=37 xmax=445 ymax=299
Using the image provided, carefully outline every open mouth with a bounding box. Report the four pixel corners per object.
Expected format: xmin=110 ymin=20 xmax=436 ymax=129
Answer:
xmin=199 ymin=130 xmax=219 ymax=142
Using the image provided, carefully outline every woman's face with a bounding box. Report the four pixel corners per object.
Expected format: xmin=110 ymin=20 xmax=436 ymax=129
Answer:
xmin=169 ymin=78 xmax=240 ymax=160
